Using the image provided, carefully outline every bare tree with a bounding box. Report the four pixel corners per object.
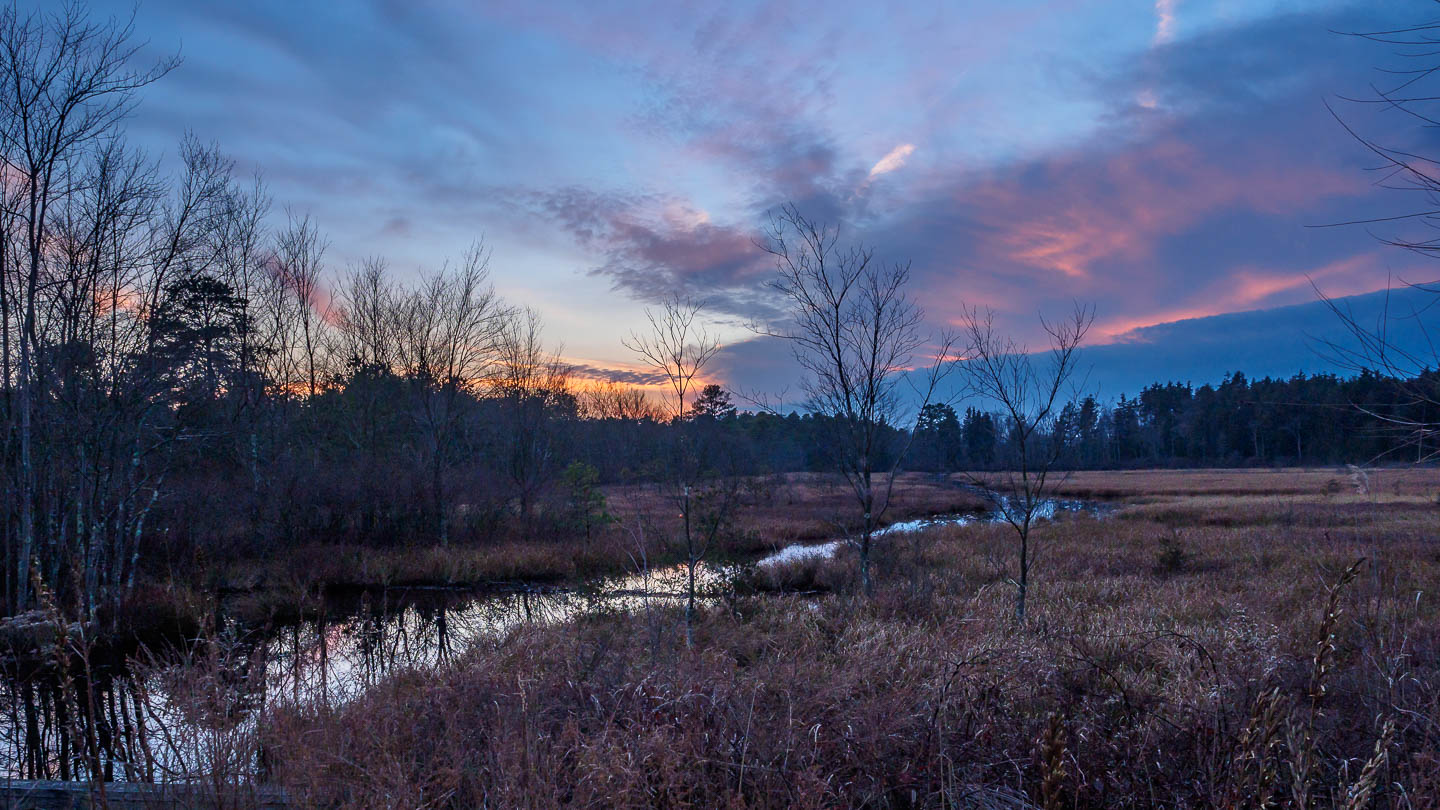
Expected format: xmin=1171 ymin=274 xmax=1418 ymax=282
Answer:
xmin=44 ymin=132 xmax=170 ymax=618
xmin=622 ymin=293 xmax=721 ymax=421
xmin=274 ymin=210 xmax=328 ymax=398
xmin=391 ymin=243 xmax=506 ymax=543
xmin=578 ymin=380 xmax=662 ymax=421
xmin=493 ymin=306 xmax=574 ymax=526
xmin=332 ymin=256 xmax=395 ymax=373
xmin=321 ymin=255 xmax=403 ymax=528
xmin=212 ymin=171 xmax=271 ymax=493
xmin=623 ymin=294 xmax=722 ymax=647
xmin=757 ymin=204 xmax=957 ymax=597
xmin=215 ymin=171 xmax=271 ymax=385
xmin=141 ymin=133 xmax=232 ymax=325
xmin=960 ymin=304 xmax=1091 ymax=622
xmin=1316 ymin=283 xmax=1440 ymax=461
xmin=256 ymin=249 xmax=302 ymax=401
xmin=1318 ymin=16 xmax=1440 ymax=461
xmin=0 ymin=3 xmax=176 ymax=612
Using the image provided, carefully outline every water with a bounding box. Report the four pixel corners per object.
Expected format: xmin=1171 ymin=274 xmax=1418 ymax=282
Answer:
xmin=0 ymin=571 xmax=715 ymax=782
xmin=756 ymin=496 xmax=1103 ymax=567
xmin=0 ymin=494 xmax=1107 ymax=782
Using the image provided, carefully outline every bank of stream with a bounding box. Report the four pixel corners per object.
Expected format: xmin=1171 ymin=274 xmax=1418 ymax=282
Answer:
xmin=0 ymin=496 xmax=1109 ymax=782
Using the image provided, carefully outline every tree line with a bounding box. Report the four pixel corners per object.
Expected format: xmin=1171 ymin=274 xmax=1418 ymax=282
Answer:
xmin=907 ymin=369 xmax=1430 ymax=472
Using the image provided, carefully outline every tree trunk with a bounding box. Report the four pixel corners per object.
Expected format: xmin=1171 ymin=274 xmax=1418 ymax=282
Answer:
xmin=683 ymin=485 xmax=695 ymax=649
xmin=432 ymin=436 xmax=448 ymax=546
xmin=15 ymin=233 xmax=41 ymax=613
xmin=1016 ymin=528 xmax=1029 ymax=622
xmin=860 ymin=530 xmax=872 ymax=598
xmin=861 ymin=467 xmax=875 ymax=598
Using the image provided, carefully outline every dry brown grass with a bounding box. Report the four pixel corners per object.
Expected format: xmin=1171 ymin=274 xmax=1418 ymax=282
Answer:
xmin=608 ymin=472 xmax=990 ymax=547
xmin=224 ymin=540 xmax=603 ymax=591
xmin=1014 ymin=466 xmax=1437 ymax=500
xmin=260 ymin=468 xmax=1440 ymax=807
xmin=218 ymin=472 xmax=990 ymax=606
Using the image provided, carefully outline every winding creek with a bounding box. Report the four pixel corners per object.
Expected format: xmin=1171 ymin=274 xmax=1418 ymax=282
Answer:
xmin=0 ymin=496 xmax=1109 ymax=782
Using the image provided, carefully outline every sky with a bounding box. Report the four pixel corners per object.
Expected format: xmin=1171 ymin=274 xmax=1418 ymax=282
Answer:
xmin=42 ymin=0 xmax=1440 ymax=403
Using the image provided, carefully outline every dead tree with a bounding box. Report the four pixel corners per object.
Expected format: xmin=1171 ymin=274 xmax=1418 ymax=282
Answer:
xmin=623 ymin=293 xmax=721 ymax=647
xmin=622 ymin=293 xmax=720 ymax=421
xmin=578 ymin=380 xmax=662 ymax=421
xmin=1319 ymin=17 xmax=1440 ymax=461
xmin=758 ymin=204 xmax=956 ymax=597
xmin=332 ymin=256 xmax=395 ymax=373
xmin=960 ymin=303 xmax=1091 ymax=622
xmin=213 ymin=171 xmax=272 ymax=493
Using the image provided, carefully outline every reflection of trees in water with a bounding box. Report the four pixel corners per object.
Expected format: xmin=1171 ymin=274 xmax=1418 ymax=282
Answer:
xmin=0 ymin=673 xmax=134 ymax=781
xmin=260 ymin=586 xmax=661 ymax=707
xmin=1 ymin=646 xmax=262 ymax=784
xmin=0 ymin=579 xmax=705 ymax=782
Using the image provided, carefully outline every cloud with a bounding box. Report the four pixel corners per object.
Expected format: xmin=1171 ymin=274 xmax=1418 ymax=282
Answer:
xmin=511 ymin=186 xmax=778 ymax=320
xmin=868 ymin=143 xmax=917 ymax=179
xmin=81 ymin=0 xmax=1437 ymax=402
xmin=824 ymin=5 xmax=1405 ymax=346
xmin=513 ymin=0 xmax=1406 ymax=377
xmin=1091 ymin=253 xmax=1393 ymax=341
xmin=565 ymin=361 xmax=672 ymax=386
xmin=705 ymin=334 xmax=809 ymax=408
xmin=516 ymin=3 xmax=1422 ymax=399
xmin=1153 ymin=0 xmax=1177 ymax=45
xmin=1075 ymin=284 xmax=1440 ymax=399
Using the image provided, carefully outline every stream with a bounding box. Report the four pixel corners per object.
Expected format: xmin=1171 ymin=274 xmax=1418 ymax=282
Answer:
xmin=0 ymin=496 xmax=1108 ymax=782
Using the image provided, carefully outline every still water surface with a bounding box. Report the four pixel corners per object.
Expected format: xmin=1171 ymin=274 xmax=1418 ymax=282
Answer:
xmin=0 ymin=497 xmax=1106 ymax=781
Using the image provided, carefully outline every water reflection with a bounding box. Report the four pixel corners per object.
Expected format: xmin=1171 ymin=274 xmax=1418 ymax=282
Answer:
xmin=0 ymin=572 xmax=707 ymax=782
xmin=757 ymin=497 xmax=1103 ymax=567
xmin=0 ymin=497 xmax=1105 ymax=782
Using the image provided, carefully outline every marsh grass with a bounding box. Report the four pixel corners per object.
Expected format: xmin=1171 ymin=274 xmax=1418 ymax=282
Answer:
xmin=215 ymin=473 xmax=991 ymax=606
xmin=254 ymin=475 xmax=1440 ymax=807
xmin=1029 ymin=467 xmax=1437 ymax=500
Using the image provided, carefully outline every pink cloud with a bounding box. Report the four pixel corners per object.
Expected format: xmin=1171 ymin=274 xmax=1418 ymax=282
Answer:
xmin=962 ymin=137 xmax=1362 ymax=286
xmin=1153 ymin=0 xmax=1177 ymax=45
xmin=1093 ymin=253 xmax=1400 ymax=342
xmin=869 ymin=143 xmax=917 ymax=178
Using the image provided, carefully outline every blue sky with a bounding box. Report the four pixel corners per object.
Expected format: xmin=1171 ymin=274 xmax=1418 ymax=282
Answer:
xmin=47 ymin=0 xmax=1440 ymax=398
